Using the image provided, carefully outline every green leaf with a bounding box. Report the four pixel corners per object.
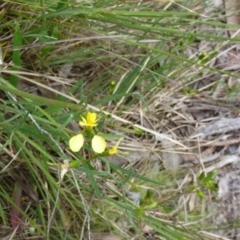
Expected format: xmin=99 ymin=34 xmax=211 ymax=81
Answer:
xmin=198 ymin=172 xmax=205 ymax=182
xmin=134 ymin=127 xmax=144 ymax=135
xmin=203 ymin=170 xmax=217 ymax=183
xmin=69 ymin=160 xmax=80 ymax=168
xmin=10 ymin=23 xmax=22 ymax=86
xmin=196 ymin=189 xmax=205 ymax=200
xmin=144 ymin=201 xmax=157 ymax=210
xmin=82 ymin=161 xmax=102 ymax=197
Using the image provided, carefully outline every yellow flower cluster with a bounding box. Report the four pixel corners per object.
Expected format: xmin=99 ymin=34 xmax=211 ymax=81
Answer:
xmin=57 ymin=111 xmax=124 ymax=182
xmin=69 ymin=112 xmax=107 ymax=154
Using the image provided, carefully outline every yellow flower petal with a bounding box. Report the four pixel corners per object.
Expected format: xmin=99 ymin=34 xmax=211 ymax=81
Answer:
xmin=87 ymin=112 xmax=97 ymax=124
xmin=79 ymin=116 xmax=87 ymax=126
xmin=79 ymin=112 xmax=98 ymax=129
xmin=91 ymin=135 xmax=106 ymax=153
xmin=69 ymin=134 xmax=84 ymax=152
xmin=108 ymin=138 xmax=124 ymax=155
xmin=108 ymin=146 xmax=118 ymax=155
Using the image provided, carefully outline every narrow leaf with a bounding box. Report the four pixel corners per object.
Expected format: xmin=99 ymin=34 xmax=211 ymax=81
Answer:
xmin=10 ymin=23 xmax=22 ymax=86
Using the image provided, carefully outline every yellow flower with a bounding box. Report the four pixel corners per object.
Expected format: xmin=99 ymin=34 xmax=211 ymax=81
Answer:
xmin=69 ymin=134 xmax=84 ymax=152
xmin=91 ymin=135 xmax=106 ymax=153
xmin=108 ymin=146 xmax=118 ymax=155
xmin=108 ymin=138 xmax=125 ymax=155
xmin=79 ymin=112 xmax=98 ymax=129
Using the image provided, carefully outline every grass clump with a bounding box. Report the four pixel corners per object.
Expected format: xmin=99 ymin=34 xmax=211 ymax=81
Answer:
xmin=0 ymin=0 xmax=238 ymax=239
